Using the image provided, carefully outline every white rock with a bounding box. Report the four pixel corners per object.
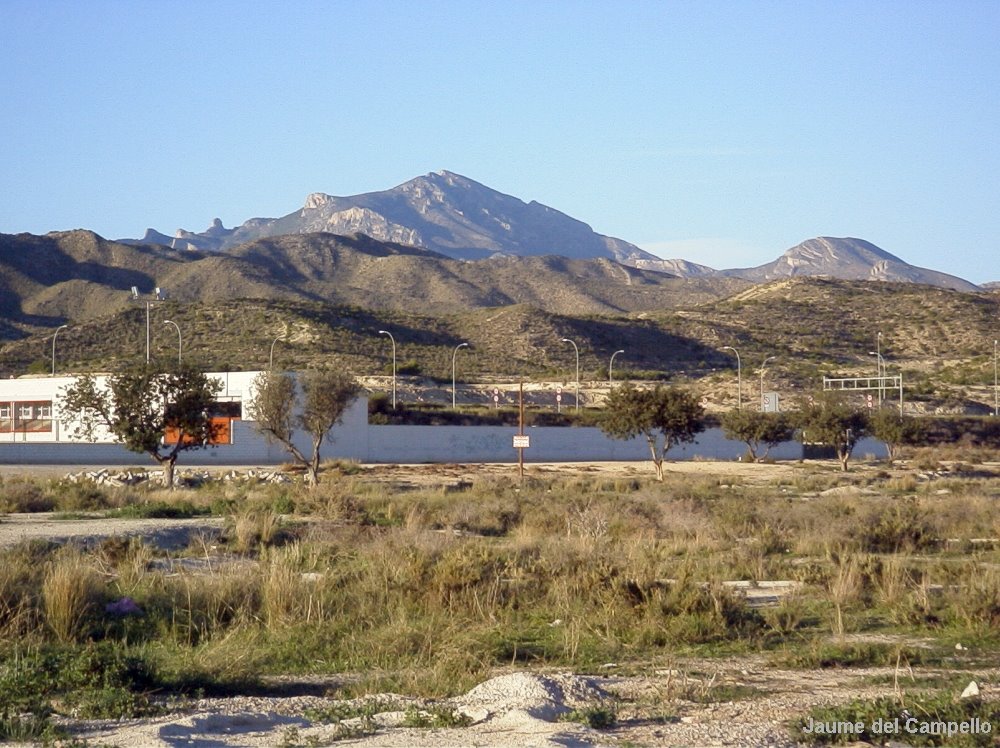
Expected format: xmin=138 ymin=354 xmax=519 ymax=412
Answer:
xmin=961 ymin=681 xmax=980 ymax=699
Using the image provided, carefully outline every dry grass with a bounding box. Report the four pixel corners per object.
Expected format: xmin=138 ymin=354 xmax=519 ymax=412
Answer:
xmin=0 ymin=461 xmax=998 ymax=701
xmin=42 ymin=549 xmax=102 ymax=643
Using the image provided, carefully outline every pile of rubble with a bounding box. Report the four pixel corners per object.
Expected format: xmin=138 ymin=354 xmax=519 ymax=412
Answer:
xmin=64 ymin=469 xmax=154 ymax=487
xmin=217 ymin=468 xmax=292 ymax=484
xmin=64 ymin=467 xmax=293 ymax=487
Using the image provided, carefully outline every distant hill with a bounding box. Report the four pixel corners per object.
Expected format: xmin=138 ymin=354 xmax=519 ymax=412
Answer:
xmin=719 ymin=237 xmax=980 ymax=292
xmin=128 ymin=170 xmax=661 ymax=265
xmin=631 ymin=257 xmax=717 ymax=277
xmin=0 ymin=230 xmax=749 ymax=340
xmin=2 ymin=274 xmax=999 ymax=419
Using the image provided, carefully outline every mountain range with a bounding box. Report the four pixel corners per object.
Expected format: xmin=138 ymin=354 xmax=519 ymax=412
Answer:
xmin=126 ymin=170 xmax=982 ymax=291
xmin=0 ymin=230 xmax=749 ymax=339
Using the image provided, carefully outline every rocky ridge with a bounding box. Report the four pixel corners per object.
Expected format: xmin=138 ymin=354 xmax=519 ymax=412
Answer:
xmin=133 ymin=170 xmax=660 ymax=265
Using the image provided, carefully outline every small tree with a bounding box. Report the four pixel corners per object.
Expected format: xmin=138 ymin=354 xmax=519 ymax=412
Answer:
xmin=720 ymin=409 xmax=795 ymax=462
xmin=601 ymin=384 xmax=705 ymax=480
xmin=797 ymin=393 xmax=870 ymax=472
xmin=247 ymin=368 xmax=360 ymax=485
xmin=61 ymin=365 xmax=222 ymax=488
xmin=869 ymin=408 xmax=925 ymax=462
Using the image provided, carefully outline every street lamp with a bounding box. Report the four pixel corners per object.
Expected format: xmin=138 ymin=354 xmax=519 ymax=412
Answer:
xmin=561 ymin=337 xmax=580 ymax=413
xmin=51 ymin=324 xmax=68 ymax=376
xmin=378 ymin=330 xmax=397 ymax=409
xmin=269 ymin=336 xmax=283 ymax=371
xmin=130 ymin=286 xmax=164 ymax=364
xmin=877 ymin=331 xmax=883 ymax=406
xmin=868 ymin=351 xmax=885 ymax=407
xmin=163 ymin=320 xmax=182 ymax=365
xmin=722 ymin=345 xmax=741 ymax=410
xmin=759 ymin=355 xmax=776 ymax=410
xmin=609 ymin=349 xmax=625 ymax=384
xmin=452 ymin=342 xmax=469 ymax=409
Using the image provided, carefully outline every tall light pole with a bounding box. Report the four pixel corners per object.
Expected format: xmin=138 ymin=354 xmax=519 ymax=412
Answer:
xmin=722 ymin=345 xmax=741 ymax=410
xmin=269 ymin=336 xmax=282 ymax=371
xmin=51 ymin=324 xmax=68 ymax=376
xmin=994 ymin=339 xmax=998 ymax=417
xmin=609 ymin=349 xmax=625 ymax=384
xmin=163 ymin=320 xmax=182 ymax=365
xmin=868 ymin=351 xmax=885 ymax=407
xmin=561 ymin=337 xmax=580 ymax=413
xmin=378 ymin=330 xmax=397 ymax=409
xmin=877 ymin=331 xmax=883 ymax=406
xmin=131 ymin=286 xmax=164 ymax=364
xmin=452 ymin=342 xmax=469 ymax=409
xmin=759 ymin=355 xmax=776 ymax=410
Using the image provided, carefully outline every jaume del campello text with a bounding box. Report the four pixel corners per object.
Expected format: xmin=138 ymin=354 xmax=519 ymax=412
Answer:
xmin=802 ymin=715 xmax=992 ymax=738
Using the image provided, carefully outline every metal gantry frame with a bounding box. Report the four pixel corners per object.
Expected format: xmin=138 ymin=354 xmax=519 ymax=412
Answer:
xmin=823 ymin=374 xmax=904 ymax=414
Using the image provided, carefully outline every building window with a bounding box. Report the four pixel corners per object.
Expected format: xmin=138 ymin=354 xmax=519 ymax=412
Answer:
xmin=10 ymin=401 xmax=53 ymax=433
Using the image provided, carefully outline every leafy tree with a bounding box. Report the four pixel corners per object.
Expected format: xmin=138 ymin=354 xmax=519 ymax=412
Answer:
xmin=247 ymin=368 xmax=360 ymax=485
xmin=868 ymin=408 xmax=925 ymax=462
xmin=600 ymin=384 xmax=705 ymax=480
xmin=720 ymin=409 xmax=795 ymax=462
xmin=61 ymin=365 xmax=222 ymax=488
xmin=797 ymin=393 xmax=870 ymax=472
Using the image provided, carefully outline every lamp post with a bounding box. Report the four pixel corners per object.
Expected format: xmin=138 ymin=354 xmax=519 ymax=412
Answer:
xmin=131 ymin=286 xmax=164 ymax=364
xmin=51 ymin=324 xmax=68 ymax=376
xmin=868 ymin=351 xmax=885 ymax=407
xmin=759 ymin=355 xmax=776 ymax=410
xmin=269 ymin=336 xmax=282 ymax=371
xmin=378 ymin=330 xmax=396 ymax=409
xmin=609 ymin=349 xmax=625 ymax=384
xmin=561 ymin=337 xmax=580 ymax=413
xmin=452 ymin=342 xmax=469 ymax=409
xmin=722 ymin=345 xmax=741 ymax=410
xmin=877 ymin=331 xmax=883 ymax=406
xmin=163 ymin=320 xmax=181 ymax=365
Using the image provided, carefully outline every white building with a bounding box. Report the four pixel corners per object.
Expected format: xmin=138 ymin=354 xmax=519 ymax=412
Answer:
xmin=0 ymin=371 xmax=260 ymax=445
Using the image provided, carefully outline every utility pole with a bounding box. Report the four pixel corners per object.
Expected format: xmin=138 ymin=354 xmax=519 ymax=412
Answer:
xmin=518 ymin=380 xmax=524 ymax=482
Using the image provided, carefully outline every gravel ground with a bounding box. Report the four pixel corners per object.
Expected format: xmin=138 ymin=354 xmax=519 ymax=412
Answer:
xmin=55 ymin=661 xmax=997 ymax=747
xmin=0 ymin=512 xmax=224 ymax=550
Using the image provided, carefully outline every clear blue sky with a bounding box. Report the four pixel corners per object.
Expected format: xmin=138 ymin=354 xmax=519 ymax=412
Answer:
xmin=2 ymin=0 xmax=998 ymax=283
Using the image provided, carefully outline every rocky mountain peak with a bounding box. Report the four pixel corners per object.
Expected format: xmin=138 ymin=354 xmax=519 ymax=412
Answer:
xmin=132 ymin=170 xmax=657 ymax=264
xmin=721 ymin=236 xmax=979 ymax=291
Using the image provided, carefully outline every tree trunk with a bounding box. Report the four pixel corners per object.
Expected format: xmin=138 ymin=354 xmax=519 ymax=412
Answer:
xmin=164 ymin=457 xmax=176 ymax=489
xmin=838 ymin=449 xmax=851 ymax=472
xmin=307 ymin=434 xmax=324 ymax=486
xmin=646 ymin=436 xmax=664 ymax=481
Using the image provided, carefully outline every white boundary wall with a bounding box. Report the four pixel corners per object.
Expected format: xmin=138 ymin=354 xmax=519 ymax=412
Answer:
xmin=0 ymin=374 xmax=886 ymax=465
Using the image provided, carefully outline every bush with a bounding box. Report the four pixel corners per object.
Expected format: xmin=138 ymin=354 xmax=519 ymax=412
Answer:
xmin=0 ymin=479 xmax=55 ymax=513
xmin=860 ymin=498 xmax=939 ymax=553
xmin=0 ymin=643 xmax=160 ymax=720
